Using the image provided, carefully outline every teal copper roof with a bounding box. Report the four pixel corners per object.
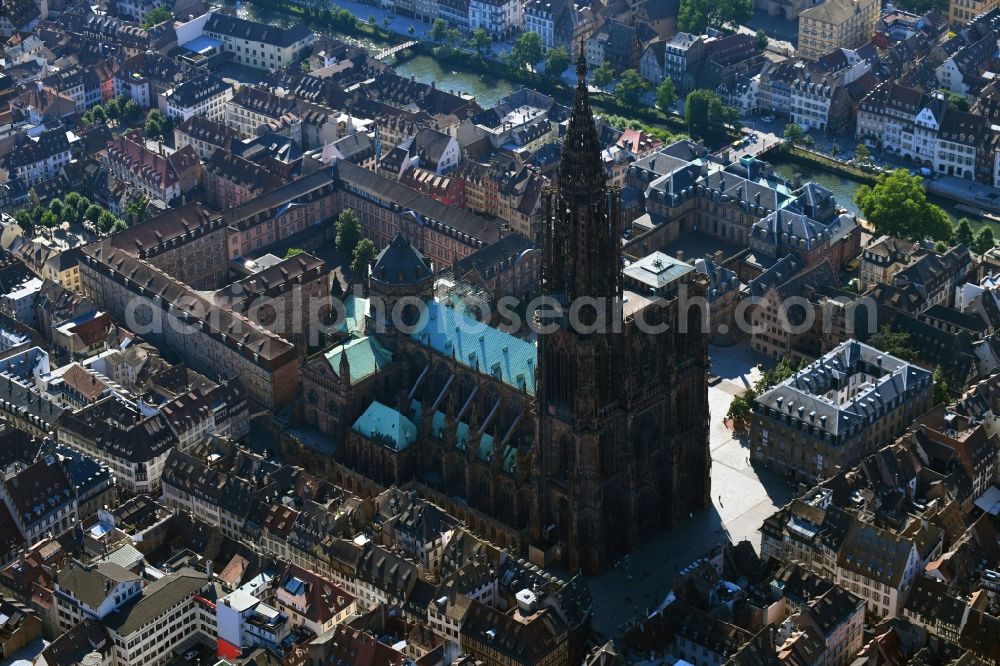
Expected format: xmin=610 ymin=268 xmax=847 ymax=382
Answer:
xmin=325 ymin=336 xmax=393 ymax=384
xmin=336 ymin=295 xmax=368 ymax=337
xmin=352 ymin=401 xmax=418 ymax=451
xmin=410 ymin=301 xmax=537 ymax=396
xmin=410 ymin=399 xmax=518 ymax=473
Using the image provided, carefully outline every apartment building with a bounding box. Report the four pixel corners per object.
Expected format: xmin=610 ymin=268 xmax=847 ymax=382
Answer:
xmin=161 ymin=74 xmax=233 ymax=124
xmin=469 ymin=0 xmax=521 ymax=39
xmin=798 ymin=0 xmax=880 ymax=60
xmin=56 ymin=397 xmax=178 ymax=494
xmin=53 ymin=563 xmax=214 ymax=664
xmin=202 ymin=13 xmax=315 ymax=70
xmin=224 ymin=86 xmax=298 ymax=139
xmin=751 ymin=340 xmax=934 ymax=482
xmin=79 ymin=243 xmax=300 ymax=407
xmin=950 ymin=0 xmax=998 ymax=25
xmin=102 ymin=130 xmax=201 ymax=206
xmin=0 ymin=127 xmax=73 ymax=186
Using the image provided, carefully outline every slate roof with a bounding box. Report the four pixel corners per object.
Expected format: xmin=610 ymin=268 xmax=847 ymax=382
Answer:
xmin=104 ymin=568 xmax=208 ymax=636
xmin=372 ymin=231 xmax=433 ymax=285
xmin=204 ymin=13 xmax=312 ymax=47
xmin=756 ymin=340 xmax=932 ymax=439
xmin=55 ymin=561 xmax=140 ymax=608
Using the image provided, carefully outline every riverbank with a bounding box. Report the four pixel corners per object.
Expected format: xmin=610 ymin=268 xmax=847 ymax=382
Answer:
xmin=777 ymin=146 xmax=878 ymax=185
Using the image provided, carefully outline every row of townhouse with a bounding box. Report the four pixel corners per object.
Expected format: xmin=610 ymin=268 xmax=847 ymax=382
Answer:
xmin=857 ymin=81 xmax=993 ymax=182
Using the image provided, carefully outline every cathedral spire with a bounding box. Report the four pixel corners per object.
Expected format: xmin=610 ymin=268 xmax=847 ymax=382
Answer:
xmin=542 ymin=36 xmax=620 ymax=308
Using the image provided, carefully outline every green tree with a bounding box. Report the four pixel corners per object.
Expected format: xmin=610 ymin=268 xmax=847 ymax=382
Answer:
xmin=973 ymin=226 xmax=995 ymax=255
xmin=141 ymin=6 xmax=173 ymax=28
xmin=591 ymin=63 xmax=614 ymax=87
xmin=124 ymin=100 xmax=141 ymax=122
xmin=726 ymin=387 xmax=757 ymax=428
xmin=469 ymin=27 xmax=492 ymax=57
xmin=48 ymin=198 xmax=64 ymax=221
xmin=854 ymin=169 xmax=953 ymax=241
xmin=783 ymin=122 xmax=805 ymax=145
xmin=755 ymin=28 xmax=768 ymax=51
xmin=614 ymin=69 xmax=648 ymax=107
xmin=91 ymin=105 xmax=107 ymax=125
xmin=126 ymin=196 xmax=148 ymax=222
xmin=954 ymin=218 xmax=975 ymax=247
xmin=935 ymin=240 xmax=949 ymax=252
xmin=85 ymin=204 xmax=103 ymax=225
xmin=13 ymin=209 xmax=32 ymax=230
xmin=678 ymin=0 xmax=752 ymax=33
xmin=81 ymin=112 xmax=92 ymax=128
xmin=869 ymin=324 xmax=918 ymax=362
xmin=97 ymin=210 xmax=118 ymax=234
xmin=655 ymin=77 xmax=677 ymax=111
xmin=335 ymin=210 xmax=362 ymax=256
xmin=685 ymin=89 xmax=725 ymax=138
xmin=545 ymin=46 xmax=570 ymax=81
xmin=830 ymin=144 xmax=840 ymax=159
xmin=509 ymin=31 xmax=543 ymax=72
xmin=351 ymin=238 xmax=376 ymax=276
xmin=284 ymin=247 xmax=305 ymax=258
xmin=430 ymin=18 xmax=448 ymax=42
xmin=40 ymin=210 xmax=58 ymax=228
xmin=855 ymin=143 xmax=871 ymax=163
xmin=933 ymin=367 xmax=950 ymax=405
xmin=105 ymin=97 xmax=121 ymax=121
xmin=802 ymin=134 xmax=815 ymax=149
xmin=939 ymin=89 xmax=971 ymax=112
xmin=64 ymin=192 xmax=83 ymax=209
xmin=144 ymin=115 xmax=162 ymax=141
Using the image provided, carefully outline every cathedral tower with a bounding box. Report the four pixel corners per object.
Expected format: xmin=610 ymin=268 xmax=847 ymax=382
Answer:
xmin=533 ymin=47 xmax=712 ymax=573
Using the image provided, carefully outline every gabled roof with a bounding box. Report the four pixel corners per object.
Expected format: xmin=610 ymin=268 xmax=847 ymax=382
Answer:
xmin=352 ymin=401 xmax=418 ymax=451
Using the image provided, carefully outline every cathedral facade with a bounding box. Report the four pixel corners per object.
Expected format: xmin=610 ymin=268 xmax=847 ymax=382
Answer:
xmin=299 ymin=51 xmax=712 ymax=573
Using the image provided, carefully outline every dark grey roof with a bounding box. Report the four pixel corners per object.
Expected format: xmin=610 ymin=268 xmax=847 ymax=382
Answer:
xmin=104 ymin=568 xmax=208 ymax=636
xmin=56 ymin=561 xmax=140 ymax=608
xmin=204 ymin=13 xmax=312 ymax=47
xmin=371 ymin=231 xmax=433 ymax=285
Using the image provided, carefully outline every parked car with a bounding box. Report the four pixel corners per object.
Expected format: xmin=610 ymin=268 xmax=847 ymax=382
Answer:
xmin=761 ymin=115 xmax=775 ymax=123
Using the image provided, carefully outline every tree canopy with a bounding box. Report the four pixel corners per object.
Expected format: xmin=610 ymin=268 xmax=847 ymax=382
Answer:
xmin=336 ymin=210 xmax=362 ymax=256
xmin=868 ymin=324 xmax=918 ymax=362
xmin=679 ymin=0 xmax=752 ymax=34
xmin=755 ymin=29 xmax=768 ymax=51
xmin=545 ymin=46 xmax=569 ymax=80
xmin=591 ymin=63 xmax=615 ymax=88
xmin=141 ymin=6 xmax=173 ymax=28
xmin=684 ymin=89 xmax=733 ymax=138
xmin=973 ymin=226 xmax=995 ymax=255
xmin=854 ymin=169 xmax=953 ymax=241
xmin=954 ymin=218 xmax=975 ymax=247
xmin=783 ymin=122 xmax=805 ymax=145
xmin=508 ymin=31 xmax=543 ymax=72
xmin=469 ymin=27 xmax=492 ymax=56
xmin=655 ymin=77 xmax=677 ymax=111
xmin=614 ymin=69 xmax=649 ymax=107
xmin=352 ymin=239 xmax=376 ymax=276
xmin=933 ymin=366 xmax=950 ymax=405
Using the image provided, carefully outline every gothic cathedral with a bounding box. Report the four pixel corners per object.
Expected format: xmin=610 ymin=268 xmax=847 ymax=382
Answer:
xmin=532 ymin=49 xmax=712 ymax=573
